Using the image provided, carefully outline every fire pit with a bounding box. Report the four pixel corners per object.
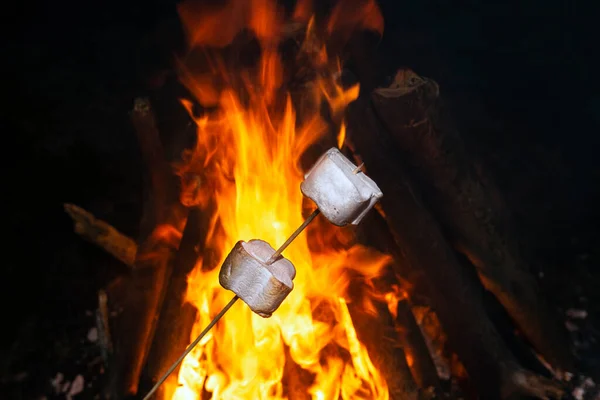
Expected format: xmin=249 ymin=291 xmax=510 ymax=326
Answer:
xmin=57 ymin=0 xmax=590 ymax=399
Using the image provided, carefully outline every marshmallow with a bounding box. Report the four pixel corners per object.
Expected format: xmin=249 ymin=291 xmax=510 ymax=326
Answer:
xmin=301 ymin=147 xmax=383 ymax=226
xmin=219 ymin=239 xmax=296 ymax=318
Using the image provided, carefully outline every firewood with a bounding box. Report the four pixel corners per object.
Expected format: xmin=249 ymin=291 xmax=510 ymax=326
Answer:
xmin=346 ymin=289 xmax=420 ymax=400
xmin=353 ymin=210 xmax=443 ymax=394
xmin=410 ymin=306 xmax=453 ymax=384
xmin=107 ymin=98 xmax=187 ymax=397
xmin=346 ymin=95 xmax=565 ymax=399
xmin=142 ymin=207 xmax=206 ymax=398
xmin=368 ymin=68 xmax=574 ymax=373
xmin=64 ymin=203 xmax=137 ymax=267
xmin=353 ymin=207 xmax=430 ymax=305
xmin=96 ymin=289 xmax=113 ymax=366
xmin=395 ymin=297 xmax=443 ymax=395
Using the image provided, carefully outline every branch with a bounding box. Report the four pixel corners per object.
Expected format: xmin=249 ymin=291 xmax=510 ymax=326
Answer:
xmin=64 ymin=203 xmax=137 ymax=267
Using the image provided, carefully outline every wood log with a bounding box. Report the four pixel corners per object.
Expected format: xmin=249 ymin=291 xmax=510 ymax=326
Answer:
xmin=353 ymin=210 xmax=443 ymax=394
xmin=64 ymin=203 xmax=137 ymax=267
xmin=143 ymin=206 xmax=214 ymax=398
xmin=410 ymin=306 xmax=453 ymax=383
xmin=345 ymin=95 xmax=565 ymax=399
xmin=395 ymin=297 xmax=442 ymax=395
xmin=353 ymin=208 xmax=430 ymax=306
xmin=96 ymin=289 xmax=113 ymax=366
xmin=346 ymin=283 xmax=421 ymax=400
xmin=368 ymin=68 xmax=574 ymax=373
xmin=107 ymin=98 xmax=187 ymax=397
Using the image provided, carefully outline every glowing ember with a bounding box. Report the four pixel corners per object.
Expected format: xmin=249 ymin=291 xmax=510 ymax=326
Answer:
xmin=167 ymin=0 xmax=390 ymax=398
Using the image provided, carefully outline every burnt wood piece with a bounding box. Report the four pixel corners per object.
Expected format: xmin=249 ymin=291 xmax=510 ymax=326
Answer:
xmin=368 ymin=69 xmax=573 ymax=372
xmin=395 ymin=297 xmax=443 ymax=395
xmin=96 ymin=290 xmax=114 ymax=366
xmin=354 ymin=208 xmax=431 ymax=307
xmin=346 ymin=96 xmax=564 ymax=399
xmin=144 ymin=206 xmax=213 ymax=397
xmin=353 ymin=211 xmax=442 ymax=394
xmin=108 ymin=98 xmax=186 ymax=397
xmin=347 ymin=295 xmax=420 ymax=400
xmin=64 ymin=203 xmax=137 ymax=267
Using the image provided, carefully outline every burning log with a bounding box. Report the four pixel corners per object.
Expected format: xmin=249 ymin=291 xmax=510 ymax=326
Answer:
xmin=368 ymin=69 xmax=574 ymax=373
xmin=354 ymin=211 xmax=443 ymax=395
xmin=64 ymin=203 xmax=137 ymax=267
xmin=346 ymin=95 xmax=565 ymax=399
xmin=107 ymin=98 xmax=186 ymax=397
xmin=354 ymin=208 xmax=429 ymax=303
xmin=347 ymin=295 xmax=420 ymax=400
xmin=394 ymin=297 xmax=443 ymax=396
xmin=143 ymin=207 xmax=205 ymax=398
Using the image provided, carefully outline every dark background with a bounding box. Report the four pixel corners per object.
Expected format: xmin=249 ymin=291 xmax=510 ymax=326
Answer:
xmin=3 ymin=0 xmax=599 ymax=398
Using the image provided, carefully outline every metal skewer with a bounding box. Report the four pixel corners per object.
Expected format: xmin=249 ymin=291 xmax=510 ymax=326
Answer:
xmin=142 ymin=208 xmax=321 ymax=400
xmin=265 ymin=208 xmax=320 ymax=264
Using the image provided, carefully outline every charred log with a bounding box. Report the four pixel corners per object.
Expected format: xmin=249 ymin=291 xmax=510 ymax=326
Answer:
xmin=395 ymin=297 xmax=443 ymax=395
xmin=354 ymin=208 xmax=430 ymax=305
xmin=346 ymin=95 xmax=564 ymax=399
xmin=346 ymin=287 xmax=420 ymax=400
xmin=353 ymin=210 xmax=443 ymax=394
xmin=368 ymin=69 xmax=574 ymax=373
xmin=107 ymin=98 xmax=186 ymax=397
xmin=143 ymin=206 xmax=215 ymax=398
xmin=64 ymin=203 xmax=137 ymax=268
xmin=96 ymin=290 xmax=114 ymax=367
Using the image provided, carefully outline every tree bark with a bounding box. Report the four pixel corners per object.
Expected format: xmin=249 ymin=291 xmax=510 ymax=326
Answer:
xmin=367 ymin=69 xmax=574 ymax=373
xmin=346 ymin=95 xmax=564 ymax=399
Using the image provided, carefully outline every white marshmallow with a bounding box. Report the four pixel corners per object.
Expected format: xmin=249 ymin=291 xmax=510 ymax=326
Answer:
xmin=219 ymin=239 xmax=296 ymax=317
xmin=301 ymin=147 xmax=383 ymax=226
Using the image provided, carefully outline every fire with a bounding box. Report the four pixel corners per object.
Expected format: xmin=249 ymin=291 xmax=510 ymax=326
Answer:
xmin=168 ymin=1 xmax=390 ymax=399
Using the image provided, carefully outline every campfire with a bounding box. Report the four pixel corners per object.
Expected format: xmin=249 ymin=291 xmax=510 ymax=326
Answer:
xmin=65 ymin=0 xmax=578 ymax=399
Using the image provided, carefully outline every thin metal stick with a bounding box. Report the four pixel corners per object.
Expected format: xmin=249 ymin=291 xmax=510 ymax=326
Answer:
xmin=142 ymin=294 xmax=239 ymax=400
xmin=265 ymin=208 xmax=320 ymax=265
xmin=141 ymin=208 xmax=320 ymax=400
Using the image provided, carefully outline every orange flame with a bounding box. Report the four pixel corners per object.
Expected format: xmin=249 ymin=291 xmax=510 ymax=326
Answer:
xmin=169 ymin=1 xmax=389 ymax=399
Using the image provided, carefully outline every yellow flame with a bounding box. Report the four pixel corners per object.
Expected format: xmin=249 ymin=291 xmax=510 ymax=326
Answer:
xmin=169 ymin=0 xmax=390 ymax=399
